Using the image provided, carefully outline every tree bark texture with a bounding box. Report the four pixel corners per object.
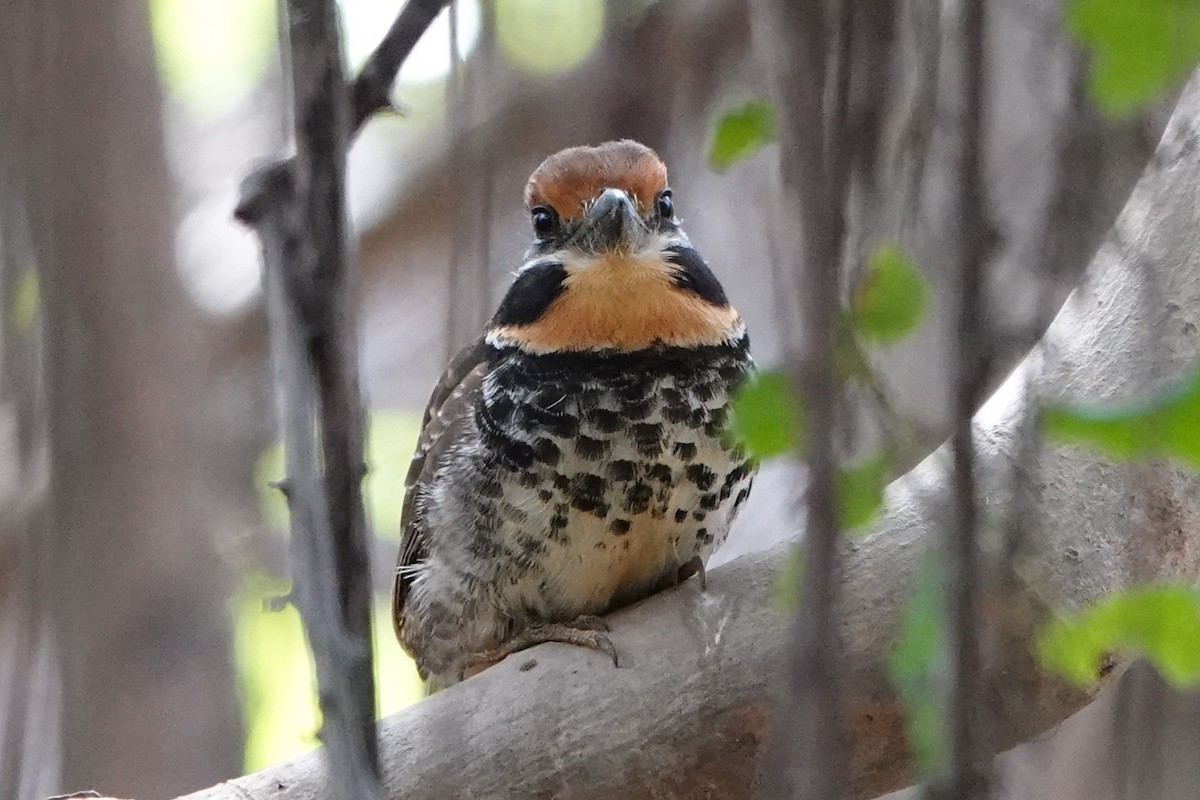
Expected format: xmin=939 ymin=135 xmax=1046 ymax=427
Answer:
xmin=177 ymin=72 xmax=1200 ymax=800
xmin=242 ymin=0 xmax=382 ymax=794
xmin=7 ymin=1 xmax=243 ymax=796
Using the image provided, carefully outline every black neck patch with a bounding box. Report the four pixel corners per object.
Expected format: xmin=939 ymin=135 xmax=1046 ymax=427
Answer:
xmin=490 ymin=261 xmax=568 ymax=326
xmin=485 ymin=336 xmax=750 ymax=380
xmin=665 ymin=245 xmax=729 ymax=307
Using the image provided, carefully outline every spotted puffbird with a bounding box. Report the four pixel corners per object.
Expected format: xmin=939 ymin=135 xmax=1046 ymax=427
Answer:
xmin=392 ymin=140 xmax=755 ymax=688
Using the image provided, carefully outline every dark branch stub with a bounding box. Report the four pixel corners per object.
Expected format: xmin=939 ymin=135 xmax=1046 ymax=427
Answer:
xmin=234 ymin=0 xmax=448 ymax=798
xmin=238 ymin=0 xmax=450 ymax=227
xmin=353 ymin=0 xmax=449 ymax=128
xmin=233 ymin=163 xmax=293 ymax=226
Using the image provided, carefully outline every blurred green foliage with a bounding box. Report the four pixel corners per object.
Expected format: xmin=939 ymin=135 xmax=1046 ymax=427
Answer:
xmin=1032 ymin=250 xmax=1200 ymax=696
xmin=1040 ymin=0 xmax=1200 ymax=717
xmin=364 ymin=410 xmax=423 ymax=540
xmin=732 ymin=242 xmax=929 ymax=612
xmin=234 ymin=575 xmax=425 ymax=770
xmin=729 ymin=242 xmax=927 ymax=539
xmin=1038 ymin=584 xmax=1200 ymax=687
xmin=1039 ymin=366 xmax=1200 ymax=691
xmin=771 ymin=448 xmax=891 ymax=606
xmin=707 ymin=98 xmax=776 ymax=171
xmin=1068 ymin=0 xmax=1200 ymax=117
xmin=888 ymin=554 xmax=948 ymax=775
xmin=849 ymin=245 xmax=929 ymax=345
xmin=242 ymin=409 xmax=422 ymax=770
xmin=1042 ymin=366 xmax=1200 ymax=470
xmin=149 ymin=0 xmax=276 ymax=118
xmin=150 ymin=0 xmax=610 ymax=119
xmin=836 ymin=452 xmax=890 ymax=530
xmin=730 ymin=370 xmax=805 ymax=460
xmin=256 ymin=409 xmax=421 ymax=540
xmin=234 ymin=574 xmax=319 ymax=769
xmin=497 ymin=0 xmax=604 ymax=75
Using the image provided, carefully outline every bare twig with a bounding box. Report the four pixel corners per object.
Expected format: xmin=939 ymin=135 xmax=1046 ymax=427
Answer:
xmin=236 ymin=0 xmax=451 ymax=225
xmin=758 ymin=0 xmax=852 ymax=796
xmin=233 ymin=0 xmax=447 ymax=797
xmin=251 ymin=1 xmax=381 ymax=795
xmin=829 ymin=0 xmax=856 ymax=219
xmin=940 ymin=0 xmax=990 ymax=797
xmin=352 ymin=0 xmax=448 ymax=129
xmin=442 ymin=0 xmax=475 ymax=358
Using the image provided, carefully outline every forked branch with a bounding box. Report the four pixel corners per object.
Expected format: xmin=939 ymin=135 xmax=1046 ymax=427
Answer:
xmin=232 ymin=1 xmax=448 ymax=797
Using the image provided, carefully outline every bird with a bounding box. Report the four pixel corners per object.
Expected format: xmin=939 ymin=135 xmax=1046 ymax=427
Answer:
xmin=392 ymin=139 xmax=755 ymax=689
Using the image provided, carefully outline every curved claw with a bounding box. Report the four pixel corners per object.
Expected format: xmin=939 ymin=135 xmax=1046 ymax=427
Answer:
xmin=677 ymin=555 xmax=707 ymax=590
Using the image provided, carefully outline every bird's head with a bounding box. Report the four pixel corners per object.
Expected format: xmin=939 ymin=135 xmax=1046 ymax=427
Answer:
xmin=487 ymin=140 xmax=745 ymax=354
xmin=523 ymin=139 xmax=674 ymax=258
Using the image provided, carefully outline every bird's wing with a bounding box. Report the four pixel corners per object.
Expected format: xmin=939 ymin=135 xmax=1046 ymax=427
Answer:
xmin=392 ymin=338 xmax=489 ymax=640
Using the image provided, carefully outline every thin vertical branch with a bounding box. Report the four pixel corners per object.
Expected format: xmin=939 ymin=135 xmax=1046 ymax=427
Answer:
xmin=472 ymin=2 xmax=498 ymax=335
xmin=942 ymin=0 xmax=989 ymax=796
xmin=261 ymin=1 xmax=381 ymax=796
xmin=444 ymin=0 xmax=473 ymax=358
xmin=235 ymin=0 xmax=448 ymax=796
xmin=829 ymin=0 xmax=856 ymax=221
xmin=758 ymin=0 xmax=853 ymax=797
xmin=444 ymin=0 xmax=496 ymax=352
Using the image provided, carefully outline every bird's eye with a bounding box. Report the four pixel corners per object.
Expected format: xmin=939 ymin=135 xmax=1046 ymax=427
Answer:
xmin=656 ymin=190 xmax=674 ymax=219
xmin=531 ymin=206 xmax=558 ymax=239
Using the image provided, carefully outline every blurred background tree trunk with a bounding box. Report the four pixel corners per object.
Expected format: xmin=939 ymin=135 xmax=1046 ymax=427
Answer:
xmin=0 ymin=0 xmax=243 ymax=796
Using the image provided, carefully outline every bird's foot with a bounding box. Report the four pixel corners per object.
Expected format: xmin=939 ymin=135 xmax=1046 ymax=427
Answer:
xmin=676 ymin=555 xmax=707 ymax=590
xmin=569 ymin=614 xmax=611 ymax=632
xmin=462 ymin=616 xmax=619 ymax=676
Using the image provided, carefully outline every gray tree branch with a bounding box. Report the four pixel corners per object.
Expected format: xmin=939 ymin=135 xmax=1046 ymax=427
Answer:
xmin=232 ymin=0 xmax=448 ymax=797
xmin=242 ymin=1 xmax=382 ymax=794
xmin=182 ymin=72 xmax=1200 ymax=800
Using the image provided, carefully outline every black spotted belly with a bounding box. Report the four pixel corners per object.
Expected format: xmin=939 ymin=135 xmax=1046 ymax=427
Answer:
xmin=482 ymin=373 xmax=752 ymax=615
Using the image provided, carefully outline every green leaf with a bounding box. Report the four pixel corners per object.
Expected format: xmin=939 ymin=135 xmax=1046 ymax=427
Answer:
xmin=1041 ymin=366 xmax=1200 ymax=470
xmin=837 ymin=452 xmax=890 ymax=531
xmin=850 ymin=245 xmax=929 ymax=344
xmin=707 ymin=98 xmax=776 ymax=171
xmin=1038 ymin=584 xmax=1200 ymax=687
xmin=729 ymin=370 xmax=805 ymax=459
xmin=1068 ymin=0 xmax=1200 ymax=118
xmin=887 ymin=554 xmax=948 ymax=775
